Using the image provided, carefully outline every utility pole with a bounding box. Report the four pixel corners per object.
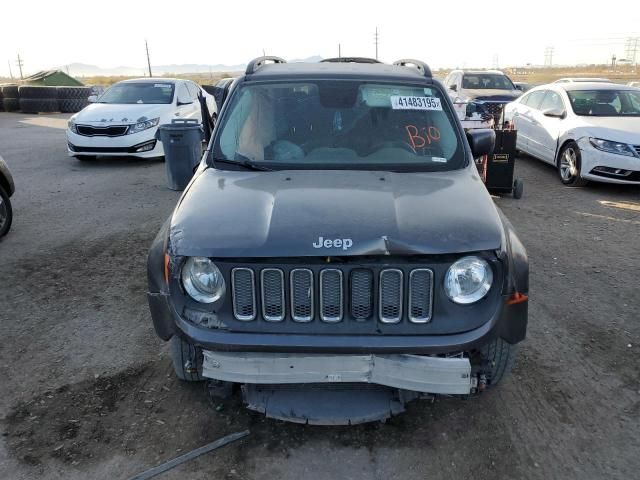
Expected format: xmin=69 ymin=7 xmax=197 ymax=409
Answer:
xmin=492 ymin=54 xmax=499 ymax=69
xmin=374 ymin=27 xmax=379 ymax=60
xmin=145 ymin=39 xmax=152 ymax=77
xmin=338 ymin=43 xmax=341 ymax=58
xmin=7 ymin=60 xmax=14 ymax=79
xmin=611 ymin=54 xmax=617 ymax=70
xmin=16 ymin=53 xmax=24 ymax=80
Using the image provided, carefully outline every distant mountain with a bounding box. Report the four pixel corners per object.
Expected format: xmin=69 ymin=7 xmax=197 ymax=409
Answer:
xmin=61 ymin=56 xmax=323 ymax=77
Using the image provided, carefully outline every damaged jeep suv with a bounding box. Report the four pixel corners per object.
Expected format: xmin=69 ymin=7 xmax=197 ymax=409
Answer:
xmin=147 ymin=57 xmax=529 ymax=425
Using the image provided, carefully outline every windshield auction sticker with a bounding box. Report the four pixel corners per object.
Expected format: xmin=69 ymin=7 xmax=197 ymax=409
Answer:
xmin=390 ymin=96 xmax=442 ymax=110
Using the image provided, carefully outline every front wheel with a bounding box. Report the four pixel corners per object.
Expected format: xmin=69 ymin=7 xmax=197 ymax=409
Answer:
xmin=480 ymin=337 xmax=517 ymax=388
xmin=170 ymin=336 xmax=204 ymax=382
xmin=0 ymin=186 xmax=12 ymax=238
xmin=558 ymin=142 xmax=588 ymax=187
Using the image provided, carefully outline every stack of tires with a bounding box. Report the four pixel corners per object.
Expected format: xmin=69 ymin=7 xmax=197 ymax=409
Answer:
xmin=18 ymin=86 xmax=58 ymax=113
xmin=57 ymin=86 xmax=92 ymax=113
xmin=1 ymin=85 xmax=20 ymax=112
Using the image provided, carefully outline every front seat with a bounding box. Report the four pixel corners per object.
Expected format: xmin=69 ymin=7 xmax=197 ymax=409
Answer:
xmin=590 ymin=92 xmax=618 ymax=115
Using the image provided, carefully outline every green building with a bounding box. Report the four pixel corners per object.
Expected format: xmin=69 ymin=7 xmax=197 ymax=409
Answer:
xmin=23 ymin=70 xmax=84 ymax=86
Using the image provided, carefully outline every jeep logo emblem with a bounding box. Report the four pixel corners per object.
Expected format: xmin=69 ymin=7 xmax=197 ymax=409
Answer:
xmin=313 ymin=236 xmax=353 ymax=251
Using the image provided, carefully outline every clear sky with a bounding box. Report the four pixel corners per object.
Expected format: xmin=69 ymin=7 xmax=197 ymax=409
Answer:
xmin=1 ymin=0 xmax=639 ymax=77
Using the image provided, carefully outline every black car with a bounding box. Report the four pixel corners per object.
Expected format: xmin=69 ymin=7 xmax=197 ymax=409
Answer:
xmin=0 ymin=156 xmax=14 ymax=238
xmin=147 ymin=57 xmax=529 ymax=424
xmin=443 ymin=69 xmax=522 ymax=124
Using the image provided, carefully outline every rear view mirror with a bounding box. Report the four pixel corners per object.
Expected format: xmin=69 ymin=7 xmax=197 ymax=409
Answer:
xmin=466 ymin=129 xmax=495 ymax=158
xmin=87 ymin=95 xmax=97 ymax=103
xmin=542 ymin=108 xmax=565 ymax=119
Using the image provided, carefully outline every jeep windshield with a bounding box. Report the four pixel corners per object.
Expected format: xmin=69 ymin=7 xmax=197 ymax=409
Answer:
xmin=211 ymin=80 xmax=464 ymax=171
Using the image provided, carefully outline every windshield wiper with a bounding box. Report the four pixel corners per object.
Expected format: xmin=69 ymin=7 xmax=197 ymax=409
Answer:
xmin=212 ymin=157 xmax=273 ymax=171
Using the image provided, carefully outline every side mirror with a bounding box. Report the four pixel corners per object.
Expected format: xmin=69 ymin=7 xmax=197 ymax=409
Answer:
xmin=177 ymin=99 xmax=193 ymax=106
xmin=542 ymin=108 xmax=566 ymax=119
xmin=450 ymin=84 xmax=458 ymax=92
xmin=87 ymin=95 xmax=97 ymax=103
xmin=466 ymin=129 xmax=495 ymax=158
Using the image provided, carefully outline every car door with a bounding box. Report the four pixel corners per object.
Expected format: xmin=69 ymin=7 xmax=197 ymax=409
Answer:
xmin=175 ymin=82 xmax=199 ymax=120
xmin=528 ymin=89 xmax=567 ymax=163
xmin=512 ymin=90 xmax=546 ymax=156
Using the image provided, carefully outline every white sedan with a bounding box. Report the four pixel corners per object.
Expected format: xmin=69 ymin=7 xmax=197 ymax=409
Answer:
xmin=66 ymin=78 xmax=216 ymax=160
xmin=504 ymin=82 xmax=640 ymax=186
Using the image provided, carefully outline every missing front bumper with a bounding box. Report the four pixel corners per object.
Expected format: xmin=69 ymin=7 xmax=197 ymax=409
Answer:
xmin=202 ymin=351 xmax=471 ymax=395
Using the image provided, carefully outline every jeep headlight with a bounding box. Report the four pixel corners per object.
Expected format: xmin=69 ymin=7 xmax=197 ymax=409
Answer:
xmin=444 ymin=256 xmax=493 ymax=304
xmin=181 ymin=257 xmax=225 ymax=303
xmin=128 ymin=117 xmax=159 ymax=135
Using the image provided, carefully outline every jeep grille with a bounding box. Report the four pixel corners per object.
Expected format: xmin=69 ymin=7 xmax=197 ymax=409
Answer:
xmin=231 ymin=266 xmax=433 ymax=324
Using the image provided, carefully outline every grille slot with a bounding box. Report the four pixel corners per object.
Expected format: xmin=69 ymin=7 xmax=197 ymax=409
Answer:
xmin=408 ymin=269 xmax=434 ymax=323
xmin=290 ymin=269 xmax=313 ymax=322
xmin=261 ymin=269 xmax=285 ymax=322
xmin=379 ymin=269 xmax=403 ymax=323
xmin=232 ymin=268 xmax=256 ymax=321
xmin=320 ymin=269 xmax=343 ymax=322
xmin=350 ymin=269 xmax=373 ymax=320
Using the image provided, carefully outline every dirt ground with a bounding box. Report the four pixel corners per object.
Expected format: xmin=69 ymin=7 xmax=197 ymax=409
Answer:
xmin=0 ymin=112 xmax=639 ymax=480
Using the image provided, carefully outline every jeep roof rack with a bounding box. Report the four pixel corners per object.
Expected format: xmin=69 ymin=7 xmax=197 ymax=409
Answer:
xmin=246 ymin=56 xmax=287 ymax=75
xmin=393 ymin=59 xmax=432 ymax=78
xmin=321 ymin=57 xmax=382 ymax=64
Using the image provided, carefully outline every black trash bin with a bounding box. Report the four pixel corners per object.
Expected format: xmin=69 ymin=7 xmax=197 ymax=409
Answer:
xmin=157 ymin=119 xmax=203 ymax=190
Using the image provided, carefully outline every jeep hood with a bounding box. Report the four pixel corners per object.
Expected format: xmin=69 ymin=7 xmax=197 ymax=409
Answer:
xmin=169 ymin=168 xmax=504 ymax=258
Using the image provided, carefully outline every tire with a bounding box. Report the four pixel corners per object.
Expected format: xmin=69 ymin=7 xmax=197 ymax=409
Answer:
xmin=18 ymin=85 xmax=58 ymax=99
xmin=19 ymin=98 xmax=58 ymax=114
xmin=0 ymin=90 xmax=4 ymax=112
xmin=1 ymin=85 xmax=19 ymax=97
xmin=0 ymin=186 xmax=13 ymax=238
xmin=74 ymin=155 xmax=96 ymax=161
xmin=56 ymin=86 xmax=92 ymax=99
xmin=513 ymin=178 xmax=524 ymax=199
xmin=2 ymin=98 xmax=19 ymax=112
xmin=558 ymin=141 xmax=588 ymax=187
xmin=170 ymin=336 xmax=204 ymax=382
xmin=58 ymin=98 xmax=89 ymax=113
xmin=480 ymin=337 xmax=517 ymax=387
